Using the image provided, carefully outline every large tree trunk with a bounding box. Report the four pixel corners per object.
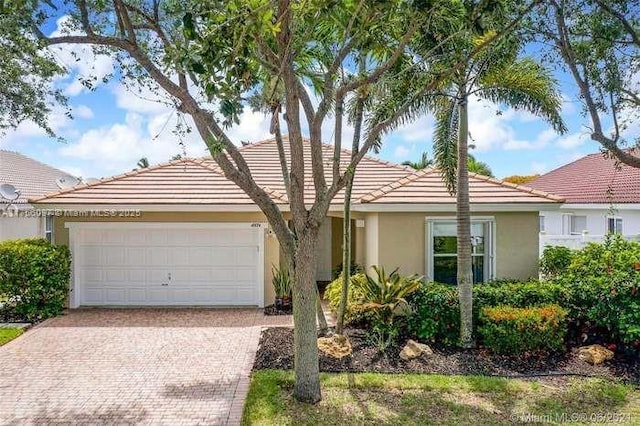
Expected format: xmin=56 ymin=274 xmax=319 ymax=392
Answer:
xmin=292 ymin=226 xmax=322 ymax=403
xmin=457 ymin=91 xmax=475 ymax=349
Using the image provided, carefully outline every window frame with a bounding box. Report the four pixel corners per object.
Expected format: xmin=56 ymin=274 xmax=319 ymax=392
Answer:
xmin=425 ymin=216 xmax=496 ymax=284
xmin=44 ymin=215 xmax=54 ymax=243
xmin=607 ymin=216 xmax=623 ymax=235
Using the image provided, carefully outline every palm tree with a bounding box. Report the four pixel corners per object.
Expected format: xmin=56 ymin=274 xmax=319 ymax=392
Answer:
xmin=402 ymin=152 xmax=433 ymax=170
xmin=467 ymin=154 xmax=493 ymax=177
xmin=403 ymin=152 xmax=492 ymax=176
xmin=430 ymin=36 xmax=566 ymax=347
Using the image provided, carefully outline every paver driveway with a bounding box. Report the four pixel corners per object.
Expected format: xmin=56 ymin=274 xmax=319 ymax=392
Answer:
xmin=0 ymin=309 xmax=292 ymax=425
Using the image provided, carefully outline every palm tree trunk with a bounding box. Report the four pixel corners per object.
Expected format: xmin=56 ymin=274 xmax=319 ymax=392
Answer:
xmin=336 ymin=181 xmax=354 ymax=335
xmin=456 ymin=90 xmax=475 ymax=349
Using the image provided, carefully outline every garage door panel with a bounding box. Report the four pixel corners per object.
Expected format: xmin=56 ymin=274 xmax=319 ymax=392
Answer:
xmin=146 ymin=247 xmax=169 ymax=265
xmin=75 ymin=224 xmax=262 ymax=306
xmin=83 ymin=246 xmax=103 ymax=266
xmin=83 ymin=288 xmax=104 ymax=304
xmin=105 ymin=288 xmax=127 ymax=303
xmin=126 ymin=248 xmax=146 ymax=265
xmin=105 ymin=269 xmax=127 ymax=282
xmin=128 ymin=288 xmax=147 ymax=303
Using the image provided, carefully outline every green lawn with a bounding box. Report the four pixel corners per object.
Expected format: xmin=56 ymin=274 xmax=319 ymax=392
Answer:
xmin=0 ymin=328 xmax=23 ymax=346
xmin=243 ymin=371 xmax=640 ymax=425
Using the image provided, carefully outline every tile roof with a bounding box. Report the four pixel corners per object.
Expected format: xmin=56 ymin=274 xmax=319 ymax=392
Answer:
xmin=360 ymin=169 xmax=563 ymax=204
xmin=30 ymin=159 xmax=287 ymax=205
xmin=528 ymin=150 xmax=640 ymax=203
xmin=201 ymin=136 xmax=413 ymax=205
xmin=0 ymin=150 xmax=75 ymax=205
xmin=32 ymin=136 xmax=561 ymax=206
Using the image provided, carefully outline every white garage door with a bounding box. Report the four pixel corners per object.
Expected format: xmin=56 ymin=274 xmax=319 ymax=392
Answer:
xmin=68 ymin=223 xmax=264 ymax=307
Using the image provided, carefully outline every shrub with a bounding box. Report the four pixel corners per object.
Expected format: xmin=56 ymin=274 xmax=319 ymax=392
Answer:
xmin=474 ymin=279 xmax=570 ymax=312
xmin=271 ymin=265 xmax=291 ymax=298
xmin=558 ymin=235 xmax=640 ymax=343
xmin=540 ymin=245 xmax=574 ymax=279
xmin=355 ymin=266 xmax=422 ymax=351
xmin=478 ymin=305 xmax=567 ymax=354
xmin=0 ymin=238 xmax=71 ymax=321
xmin=324 ymin=272 xmax=370 ymax=324
xmin=406 ymin=280 xmax=568 ymax=345
xmin=406 ymin=282 xmax=460 ymax=345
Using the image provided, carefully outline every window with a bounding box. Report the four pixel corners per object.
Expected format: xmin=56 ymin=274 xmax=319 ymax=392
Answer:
xmin=607 ymin=217 xmax=623 ymax=234
xmin=45 ymin=215 xmax=53 ymax=243
xmin=426 ymin=219 xmax=494 ymax=284
xmin=539 ymin=216 xmax=546 ymax=233
xmin=570 ymin=215 xmax=587 ymax=235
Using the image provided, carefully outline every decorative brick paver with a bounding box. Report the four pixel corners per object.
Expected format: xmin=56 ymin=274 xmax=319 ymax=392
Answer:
xmin=0 ymin=308 xmax=292 ymax=425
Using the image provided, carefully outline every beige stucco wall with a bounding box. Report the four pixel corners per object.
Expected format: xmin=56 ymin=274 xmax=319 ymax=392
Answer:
xmin=53 ymin=211 xmax=280 ymax=306
xmin=363 ymin=211 xmax=540 ymax=281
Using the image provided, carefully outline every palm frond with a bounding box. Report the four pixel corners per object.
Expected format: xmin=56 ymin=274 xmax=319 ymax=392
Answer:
xmin=433 ymin=98 xmax=459 ymax=194
xmin=477 ymin=57 xmax=568 ymax=133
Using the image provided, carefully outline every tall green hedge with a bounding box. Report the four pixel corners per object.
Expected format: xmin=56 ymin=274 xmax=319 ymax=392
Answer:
xmin=0 ymin=238 xmax=71 ymax=321
xmin=406 ymin=279 xmax=569 ymax=345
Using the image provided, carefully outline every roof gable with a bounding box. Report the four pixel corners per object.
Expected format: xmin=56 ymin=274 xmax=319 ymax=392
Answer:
xmin=528 ymin=151 xmax=640 ymax=203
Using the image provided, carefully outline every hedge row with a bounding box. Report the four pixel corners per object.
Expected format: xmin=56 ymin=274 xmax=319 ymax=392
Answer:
xmin=0 ymin=238 xmax=71 ymax=321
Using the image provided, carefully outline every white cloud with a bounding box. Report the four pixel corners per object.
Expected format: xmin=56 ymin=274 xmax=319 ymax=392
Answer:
xmin=557 ymin=132 xmax=589 ymax=149
xmin=395 ymin=116 xmax=434 ymax=143
xmin=394 ymin=145 xmax=410 ymax=159
xmin=73 ymin=105 xmax=94 ymax=119
xmin=226 ymin=110 xmax=272 ymax=144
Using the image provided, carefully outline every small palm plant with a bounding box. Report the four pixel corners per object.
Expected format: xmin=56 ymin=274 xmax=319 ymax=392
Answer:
xmin=272 ymin=265 xmax=292 ymax=310
xmin=356 ymin=266 xmax=422 ymax=351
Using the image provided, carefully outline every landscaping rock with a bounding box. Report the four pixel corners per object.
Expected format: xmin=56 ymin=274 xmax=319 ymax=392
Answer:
xmin=318 ymin=334 xmax=352 ymax=359
xmin=578 ymin=344 xmax=614 ymax=365
xmin=400 ymin=339 xmax=433 ymax=361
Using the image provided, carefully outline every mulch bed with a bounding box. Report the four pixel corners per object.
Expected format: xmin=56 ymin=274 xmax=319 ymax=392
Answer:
xmin=263 ymin=304 xmax=293 ymax=316
xmin=254 ymin=327 xmax=640 ymax=384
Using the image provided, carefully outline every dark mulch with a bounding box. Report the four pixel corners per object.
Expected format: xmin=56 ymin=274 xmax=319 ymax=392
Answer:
xmin=263 ymin=304 xmax=292 ymax=316
xmin=254 ymin=327 xmax=640 ymax=384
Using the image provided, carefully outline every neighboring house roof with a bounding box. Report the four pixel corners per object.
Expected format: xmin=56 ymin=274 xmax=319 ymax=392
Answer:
xmin=360 ymin=169 xmax=563 ymax=204
xmin=0 ymin=150 xmax=75 ymax=205
xmin=31 ymin=137 xmax=561 ymax=206
xmin=528 ymin=150 xmax=640 ymax=204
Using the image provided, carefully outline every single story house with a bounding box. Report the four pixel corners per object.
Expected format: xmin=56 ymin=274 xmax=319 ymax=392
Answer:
xmin=31 ymin=137 xmax=562 ymax=308
xmin=0 ymin=150 xmax=76 ymax=242
xmin=528 ymin=150 xmax=640 ymax=252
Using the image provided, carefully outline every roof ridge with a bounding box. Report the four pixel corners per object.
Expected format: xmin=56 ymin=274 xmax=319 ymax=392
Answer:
xmin=30 ymin=158 xmax=194 ymax=203
xmin=360 ymin=168 xmax=434 ymax=202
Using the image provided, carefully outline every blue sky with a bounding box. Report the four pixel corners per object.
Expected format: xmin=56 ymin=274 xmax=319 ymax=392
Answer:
xmin=0 ymin=16 xmax=611 ymax=181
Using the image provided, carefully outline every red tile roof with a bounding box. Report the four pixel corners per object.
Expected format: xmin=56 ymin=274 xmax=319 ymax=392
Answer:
xmin=31 ymin=137 xmax=562 ymax=206
xmin=528 ymin=151 xmax=640 ymax=203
